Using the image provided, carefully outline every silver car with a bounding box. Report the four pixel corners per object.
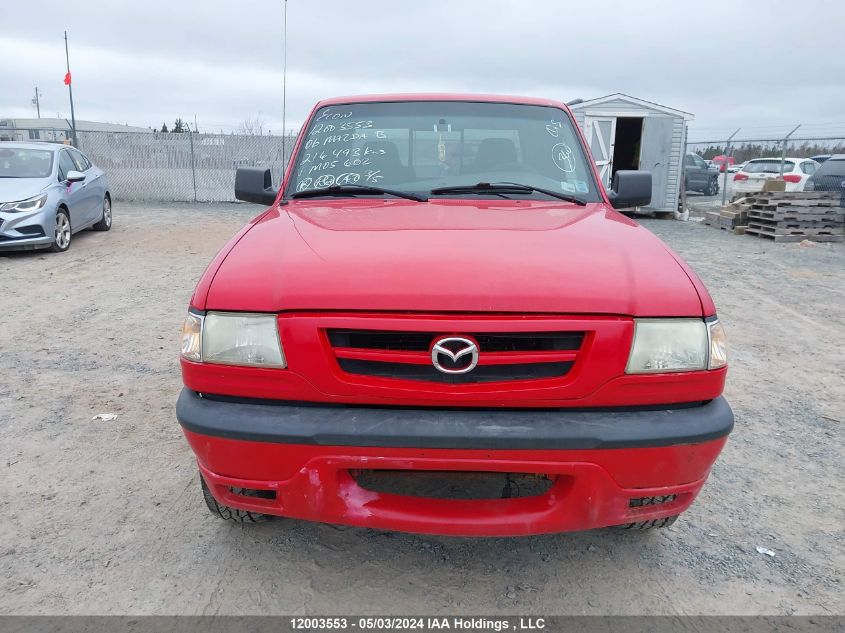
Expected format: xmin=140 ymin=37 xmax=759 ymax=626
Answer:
xmin=0 ymin=142 xmax=111 ymax=252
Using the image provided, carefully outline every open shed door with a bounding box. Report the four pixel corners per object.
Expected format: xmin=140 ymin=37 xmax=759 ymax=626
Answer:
xmin=638 ymin=116 xmax=673 ymax=211
xmin=585 ymin=117 xmax=616 ymax=189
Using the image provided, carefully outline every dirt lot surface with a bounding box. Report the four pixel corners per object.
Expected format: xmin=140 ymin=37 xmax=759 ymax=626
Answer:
xmin=1 ymin=204 xmax=843 ymax=616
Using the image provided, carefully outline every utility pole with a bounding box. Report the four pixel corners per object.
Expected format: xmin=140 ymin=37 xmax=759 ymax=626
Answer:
xmin=64 ymin=31 xmax=78 ymax=147
xmin=281 ymin=0 xmax=288 ymax=166
xmin=186 ymin=116 xmax=198 ymax=203
xmin=779 ymin=125 xmax=800 ymax=176
xmin=32 ymin=87 xmax=42 ymax=118
xmin=721 ymin=128 xmax=740 ymax=206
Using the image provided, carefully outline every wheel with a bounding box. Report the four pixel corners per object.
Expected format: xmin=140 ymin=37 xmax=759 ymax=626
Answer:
xmin=705 ymin=180 xmax=719 ymax=196
xmin=92 ymin=195 xmax=112 ymax=231
xmin=619 ymin=515 xmax=678 ymax=530
xmin=200 ymin=474 xmax=272 ymax=523
xmin=49 ymin=209 xmax=71 ymax=252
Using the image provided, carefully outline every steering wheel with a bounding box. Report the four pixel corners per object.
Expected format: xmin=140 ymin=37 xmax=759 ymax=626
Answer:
xmin=485 ymin=162 xmax=531 ymax=173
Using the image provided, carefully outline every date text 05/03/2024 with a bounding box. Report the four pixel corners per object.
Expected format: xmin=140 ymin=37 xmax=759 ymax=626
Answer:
xmin=289 ymin=616 xmax=547 ymax=630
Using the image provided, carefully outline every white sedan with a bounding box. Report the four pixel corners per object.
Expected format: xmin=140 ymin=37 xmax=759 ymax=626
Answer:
xmin=732 ymin=157 xmax=819 ymax=193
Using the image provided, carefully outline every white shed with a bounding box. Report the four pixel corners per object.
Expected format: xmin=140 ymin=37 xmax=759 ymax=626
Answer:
xmin=569 ymin=94 xmax=694 ymax=213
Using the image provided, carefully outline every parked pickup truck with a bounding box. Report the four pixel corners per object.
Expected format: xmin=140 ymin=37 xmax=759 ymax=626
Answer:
xmin=177 ymin=94 xmax=732 ymax=537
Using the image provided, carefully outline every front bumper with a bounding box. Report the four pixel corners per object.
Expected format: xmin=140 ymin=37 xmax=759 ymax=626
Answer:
xmin=0 ymin=211 xmax=53 ymax=250
xmin=177 ymin=389 xmax=733 ymax=536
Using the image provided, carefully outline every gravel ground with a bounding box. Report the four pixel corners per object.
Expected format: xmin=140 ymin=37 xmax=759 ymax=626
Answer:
xmin=0 ymin=203 xmax=842 ymax=616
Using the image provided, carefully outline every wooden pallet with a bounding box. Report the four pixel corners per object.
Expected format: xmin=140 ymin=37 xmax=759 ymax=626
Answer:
xmin=748 ymin=217 xmax=844 ymax=230
xmin=750 ymin=192 xmax=840 ymax=201
xmin=746 ymin=223 xmax=845 ymax=242
xmin=704 ymin=211 xmax=721 ymax=226
xmin=744 ymin=230 xmax=844 ymax=243
xmin=719 ymin=216 xmax=736 ymax=230
xmin=718 ymin=208 xmax=749 ymax=230
xmin=749 ymin=209 xmax=845 ymax=222
xmin=753 ymin=200 xmax=842 ymax=209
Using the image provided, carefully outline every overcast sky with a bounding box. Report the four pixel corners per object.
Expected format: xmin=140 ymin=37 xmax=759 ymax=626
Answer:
xmin=2 ymin=0 xmax=844 ymax=142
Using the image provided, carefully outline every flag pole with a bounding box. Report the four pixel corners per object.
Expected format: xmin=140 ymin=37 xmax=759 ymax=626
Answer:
xmin=64 ymin=30 xmax=78 ymax=147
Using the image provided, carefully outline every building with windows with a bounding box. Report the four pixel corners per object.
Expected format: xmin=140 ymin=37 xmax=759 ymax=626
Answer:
xmin=0 ymin=118 xmax=152 ymax=142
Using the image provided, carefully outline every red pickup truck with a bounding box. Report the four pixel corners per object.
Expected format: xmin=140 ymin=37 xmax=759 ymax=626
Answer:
xmin=178 ymin=94 xmax=732 ymax=536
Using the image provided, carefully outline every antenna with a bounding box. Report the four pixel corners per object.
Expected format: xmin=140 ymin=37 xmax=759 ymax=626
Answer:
xmin=282 ymin=0 xmax=288 ymax=163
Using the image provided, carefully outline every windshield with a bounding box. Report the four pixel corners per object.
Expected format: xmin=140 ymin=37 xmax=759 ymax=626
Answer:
xmin=815 ymin=158 xmax=845 ymax=177
xmin=285 ymin=101 xmax=601 ymax=202
xmin=0 ymin=148 xmax=54 ymax=178
xmin=743 ymin=159 xmax=794 ymax=174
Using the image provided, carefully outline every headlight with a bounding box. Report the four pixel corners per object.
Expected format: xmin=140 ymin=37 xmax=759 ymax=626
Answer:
xmin=0 ymin=194 xmax=48 ymax=213
xmin=804 ymin=180 xmax=815 ymax=191
xmin=626 ymin=319 xmax=708 ymax=373
xmin=180 ymin=311 xmax=286 ymax=368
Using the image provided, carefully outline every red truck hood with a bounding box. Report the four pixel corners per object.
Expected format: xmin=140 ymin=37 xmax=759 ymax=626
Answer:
xmin=204 ymin=199 xmax=704 ymax=316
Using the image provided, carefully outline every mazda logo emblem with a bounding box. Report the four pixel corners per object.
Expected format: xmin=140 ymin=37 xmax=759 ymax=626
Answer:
xmin=430 ymin=336 xmax=479 ymax=374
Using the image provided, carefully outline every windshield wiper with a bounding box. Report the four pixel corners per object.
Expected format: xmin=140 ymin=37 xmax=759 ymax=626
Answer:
xmin=430 ymin=182 xmax=586 ymax=206
xmin=290 ymin=184 xmax=427 ymax=202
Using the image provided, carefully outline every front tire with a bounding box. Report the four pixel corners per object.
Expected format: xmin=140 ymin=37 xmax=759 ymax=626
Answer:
xmin=92 ymin=195 xmax=112 ymax=231
xmin=49 ymin=209 xmax=71 ymax=252
xmin=705 ymin=179 xmax=719 ymax=196
xmin=200 ymin=475 xmax=272 ymax=523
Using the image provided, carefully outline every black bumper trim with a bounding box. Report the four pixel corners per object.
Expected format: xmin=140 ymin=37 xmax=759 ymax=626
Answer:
xmin=176 ymin=389 xmax=733 ymax=450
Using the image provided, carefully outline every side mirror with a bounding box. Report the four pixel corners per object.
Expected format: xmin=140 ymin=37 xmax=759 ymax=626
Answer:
xmin=608 ymin=170 xmax=652 ymax=209
xmin=235 ymin=167 xmax=279 ymax=205
xmin=66 ymin=170 xmax=86 ymax=183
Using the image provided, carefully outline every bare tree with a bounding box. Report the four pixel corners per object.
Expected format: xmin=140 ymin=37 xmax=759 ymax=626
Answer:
xmin=239 ymin=114 xmax=266 ymax=136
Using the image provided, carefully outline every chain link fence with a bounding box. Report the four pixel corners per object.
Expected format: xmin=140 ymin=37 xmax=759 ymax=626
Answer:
xmin=2 ymin=128 xmax=297 ymax=202
xmin=684 ymin=135 xmax=845 ymax=205
xmin=4 ymin=125 xmax=843 ymax=205
xmin=688 ymin=137 xmax=845 ymax=165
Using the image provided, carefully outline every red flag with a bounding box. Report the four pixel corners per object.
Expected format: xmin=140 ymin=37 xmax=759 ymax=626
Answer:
xmin=63 ymin=72 xmax=71 ymax=86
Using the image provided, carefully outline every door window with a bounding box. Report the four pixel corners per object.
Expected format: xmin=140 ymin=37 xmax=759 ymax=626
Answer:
xmin=685 ymin=154 xmax=706 ymax=169
xmin=800 ymin=161 xmax=817 ymax=175
xmin=57 ymin=150 xmax=76 ymax=181
xmin=68 ymin=148 xmax=92 ymax=171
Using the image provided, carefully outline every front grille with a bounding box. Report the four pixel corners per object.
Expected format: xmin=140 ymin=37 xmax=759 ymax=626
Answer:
xmin=338 ymin=358 xmax=574 ymax=384
xmin=327 ymin=328 xmax=585 ymax=384
xmin=328 ymin=329 xmax=583 ymax=352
